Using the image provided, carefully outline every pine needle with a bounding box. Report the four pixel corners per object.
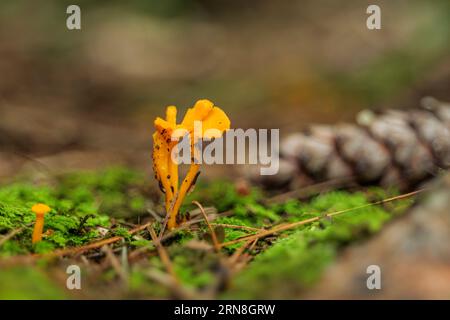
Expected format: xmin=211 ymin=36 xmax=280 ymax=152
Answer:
xmin=210 ymin=223 xmax=263 ymax=232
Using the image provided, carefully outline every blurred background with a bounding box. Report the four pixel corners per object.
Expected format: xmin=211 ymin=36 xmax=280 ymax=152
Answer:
xmin=1 ymin=0 xmax=449 ymax=180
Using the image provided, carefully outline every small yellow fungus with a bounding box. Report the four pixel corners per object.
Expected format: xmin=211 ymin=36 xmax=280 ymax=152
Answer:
xmin=152 ymin=99 xmax=230 ymax=230
xmin=31 ymin=203 xmax=51 ymax=244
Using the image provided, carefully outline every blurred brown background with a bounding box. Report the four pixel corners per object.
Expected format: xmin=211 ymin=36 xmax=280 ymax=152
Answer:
xmin=1 ymin=0 xmax=449 ymax=180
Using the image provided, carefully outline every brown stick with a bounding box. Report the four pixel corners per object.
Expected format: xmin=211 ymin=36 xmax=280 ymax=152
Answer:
xmin=248 ymin=238 xmax=259 ymax=252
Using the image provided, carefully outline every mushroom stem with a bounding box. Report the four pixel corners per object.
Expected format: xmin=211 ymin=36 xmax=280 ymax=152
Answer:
xmin=168 ymin=137 xmax=200 ymax=230
xmin=168 ymin=163 xmax=199 ymax=230
xmin=152 ymin=100 xmax=230 ymax=230
xmin=31 ymin=203 xmax=51 ymax=244
xmin=32 ymin=214 xmax=45 ymax=244
xmin=152 ymin=132 xmax=174 ymax=215
xmin=166 ymin=106 xmax=179 ymax=196
xmin=161 ymin=175 xmax=174 ymax=215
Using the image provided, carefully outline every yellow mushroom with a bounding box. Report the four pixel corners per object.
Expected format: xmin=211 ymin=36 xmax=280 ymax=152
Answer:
xmin=152 ymin=106 xmax=180 ymax=215
xmin=152 ymin=130 xmax=174 ymax=213
xmin=152 ymin=99 xmax=230 ymax=230
xmin=31 ymin=203 xmax=51 ymax=244
xmin=181 ymin=99 xmax=230 ymax=136
xmin=166 ymin=106 xmax=179 ymax=198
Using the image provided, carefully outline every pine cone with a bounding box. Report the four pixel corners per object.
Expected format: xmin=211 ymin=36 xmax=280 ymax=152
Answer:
xmin=250 ymin=97 xmax=450 ymax=191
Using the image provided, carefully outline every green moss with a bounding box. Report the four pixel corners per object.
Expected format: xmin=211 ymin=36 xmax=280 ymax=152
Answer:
xmin=128 ymin=267 xmax=170 ymax=298
xmin=0 ymin=167 xmax=148 ymax=255
xmin=212 ymin=217 xmax=256 ymax=252
xmin=170 ymin=228 xmax=195 ymax=245
xmin=131 ymin=253 xmax=215 ymax=296
xmin=186 ymin=180 xmax=279 ymax=227
xmin=130 ymin=239 xmax=153 ymax=247
xmin=223 ymin=190 xmax=403 ymax=299
xmin=145 ymin=244 xmax=220 ymax=291
xmin=0 ymin=168 xmax=415 ymax=299
xmin=173 ymin=254 xmax=215 ymax=289
xmin=0 ymin=267 xmax=67 ymax=299
xmin=224 ymin=236 xmax=336 ymax=299
xmin=33 ymin=241 xmax=57 ymax=254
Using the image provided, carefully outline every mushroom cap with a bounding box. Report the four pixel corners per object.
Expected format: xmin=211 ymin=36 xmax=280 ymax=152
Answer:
xmin=154 ymin=100 xmax=231 ymax=141
xmin=31 ymin=203 xmax=51 ymax=215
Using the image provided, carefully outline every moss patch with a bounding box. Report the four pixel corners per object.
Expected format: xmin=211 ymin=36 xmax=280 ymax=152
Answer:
xmin=0 ymin=167 xmax=147 ymax=255
xmin=0 ymin=267 xmax=67 ymax=299
xmin=0 ymin=169 xmax=414 ymax=299
xmin=222 ymin=190 xmax=412 ymax=299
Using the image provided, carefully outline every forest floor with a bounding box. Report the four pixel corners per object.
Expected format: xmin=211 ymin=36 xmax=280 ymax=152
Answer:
xmin=0 ymin=0 xmax=449 ymax=299
xmin=2 ymin=165 xmax=446 ymax=299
